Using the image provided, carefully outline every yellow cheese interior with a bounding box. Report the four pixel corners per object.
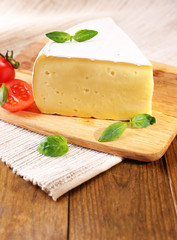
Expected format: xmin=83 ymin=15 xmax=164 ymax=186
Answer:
xmin=33 ymin=54 xmax=153 ymax=120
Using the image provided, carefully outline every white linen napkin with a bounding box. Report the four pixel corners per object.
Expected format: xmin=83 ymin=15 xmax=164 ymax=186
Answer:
xmin=0 ymin=120 xmax=122 ymax=200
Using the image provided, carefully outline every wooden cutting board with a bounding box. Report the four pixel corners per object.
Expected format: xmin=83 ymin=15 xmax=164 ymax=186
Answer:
xmin=0 ymin=39 xmax=177 ymax=162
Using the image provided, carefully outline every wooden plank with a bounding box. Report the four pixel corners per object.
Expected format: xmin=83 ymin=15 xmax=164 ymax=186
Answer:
xmin=0 ymin=162 xmax=69 ymax=240
xmin=0 ymin=41 xmax=69 ymax=240
xmin=164 ymin=136 xmax=177 ymax=213
xmin=0 ymin=103 xmax=177 ymax=162
xmin=69 ymin=156 xmax=177 ymax=240
xmin=15 ymin=39 xmax=47 ymax=71
xmin=153 ymin=70 xmax=177 ymax=118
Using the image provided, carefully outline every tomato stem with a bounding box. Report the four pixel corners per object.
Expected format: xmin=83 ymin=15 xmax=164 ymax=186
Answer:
xmin=0 ymin=50 xmax=20 ymax=69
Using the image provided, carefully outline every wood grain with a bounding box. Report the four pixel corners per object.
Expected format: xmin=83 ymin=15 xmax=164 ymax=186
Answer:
xmin=69 ymin=157 xmax=177 ymax=240
xmin=164 ymin=137 xmax=177 ymax=213
xmin=0 ymin=100 xmax=176 ymax=162
xmin=0 ymin=162 xmax=69 ymax=240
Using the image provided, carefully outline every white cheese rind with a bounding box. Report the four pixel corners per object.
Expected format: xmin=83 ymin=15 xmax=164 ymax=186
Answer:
xmin=41 ymin=18 xmax=151 ymax=66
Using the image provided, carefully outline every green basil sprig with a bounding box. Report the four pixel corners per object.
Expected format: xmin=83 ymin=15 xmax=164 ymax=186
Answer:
xmin=98 ymin=114 xmax=156 ymax=142
xmin=98 ymin=122 xmax=127 ymax=142
xmin=46 ymin=32 xmax=71 ymax=43
xmin=0 ymin=83 xmax=8 ymax=107
xmin=37 ymin=135 xmax=69 ymax=157
xmin=131 ymin=114 xmax=156 ymax=128
xmin=73 ymin=30 xmax=98 ymax=42
xmin=46 ymin=29 xmax=98 ymax=43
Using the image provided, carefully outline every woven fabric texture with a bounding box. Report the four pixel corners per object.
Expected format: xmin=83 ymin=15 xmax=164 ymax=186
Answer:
xmin=0 ymin=121 xmax=122 ymax=200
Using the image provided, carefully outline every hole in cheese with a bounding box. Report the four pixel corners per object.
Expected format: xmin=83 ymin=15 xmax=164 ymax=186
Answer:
xmin=83 ymin=88 xmax=89 ymax=93
xmin=45 ymin=71 xmax=50 ymax=76
xmin=106 ymin=67 xmax=116 ymax=77
xmin=110 ymin=71 xmax=115 ymax=76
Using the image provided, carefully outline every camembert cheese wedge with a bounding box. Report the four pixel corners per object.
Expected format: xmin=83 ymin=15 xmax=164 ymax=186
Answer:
xmin=33 ymin=18 xmax=153 ymax=120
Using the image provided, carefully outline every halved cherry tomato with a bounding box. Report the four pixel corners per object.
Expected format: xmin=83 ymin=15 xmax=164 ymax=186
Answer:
xmin=0 ymin=56 xmax=15 ymax=83
xmin=2 ymin=79 xmax=34 ymax=112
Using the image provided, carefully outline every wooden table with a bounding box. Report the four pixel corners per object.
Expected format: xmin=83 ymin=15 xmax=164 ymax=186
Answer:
xmin=0 ymin=137 xmax=177 ymax=239
xmin=0 ymin=41 xmax=177 ymax=240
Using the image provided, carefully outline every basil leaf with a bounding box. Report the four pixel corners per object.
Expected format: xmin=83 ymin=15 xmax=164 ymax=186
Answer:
xmin=46 ymin=31 xmax=71 ymax=43
xmin=131 ymin=114 xmax=156 ymax=128
xmin=73 ymin=29 xmax=98 ymax=42
xmin=0 ymin=83 xmax=8 ymax=107
xmin=98 ymin=122 xmax=127 ymax=142
xmin=37 ymin=135 xmax=69 ymax=157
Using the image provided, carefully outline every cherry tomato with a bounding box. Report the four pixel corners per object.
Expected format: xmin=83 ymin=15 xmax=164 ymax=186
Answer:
xmin=2 ymin=79 xmax=34 ymax=112
xmin=0 ymin=56 xmax=15 ymax=83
